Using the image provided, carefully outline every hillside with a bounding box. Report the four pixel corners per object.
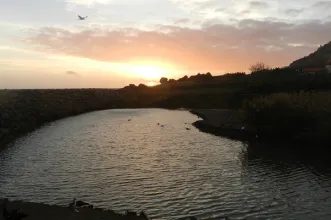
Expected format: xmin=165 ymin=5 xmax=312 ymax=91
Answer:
xmin=290 ymin=41 xmax=331 ymax=67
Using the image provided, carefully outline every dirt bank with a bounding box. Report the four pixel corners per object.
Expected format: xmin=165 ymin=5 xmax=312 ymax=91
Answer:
xmin=190 ymin=109 xmax=256 ymax=141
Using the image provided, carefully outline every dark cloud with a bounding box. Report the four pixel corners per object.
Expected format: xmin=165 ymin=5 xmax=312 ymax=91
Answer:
xmin=66 ymin=71 xmax=79 ymax=76
xmin=313 ymin=1 xmax=331 ymax=8
xmin=240 ymin=9 xmax=251 ymax=15
xmin=24 ymin=19 xmax=331 ymax=72
xmin=284 ymin=8 xmax=303 ymax=16
xmin=174 ymin=18 xmax=190 ymax=25
xmin=249 ymin=1 xmax=269 ymax=9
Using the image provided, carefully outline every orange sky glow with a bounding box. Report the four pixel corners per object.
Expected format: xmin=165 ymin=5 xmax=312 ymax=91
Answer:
xmin=1 ymin=0 xmax=331 ymax=88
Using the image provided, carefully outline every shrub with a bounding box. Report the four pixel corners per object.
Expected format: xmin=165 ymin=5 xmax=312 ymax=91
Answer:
xmin=241 ymin=91 xmax=331 ymax=145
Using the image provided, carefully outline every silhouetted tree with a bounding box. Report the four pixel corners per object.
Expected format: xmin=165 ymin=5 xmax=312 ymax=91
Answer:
xmin=168 ymin=79 xmax=176 ymax=83
xmin=178 ymin=75 xmax=188 ymax=82
xmin=138 ymin=84 xmax=148 ymax=88
xmin=249 ymin=62 xmax=270 ymax=73
xmin=187 ymin=72 xmax=213 ymax=82
xmin=159 ymin=77 xmax=168 ymax=84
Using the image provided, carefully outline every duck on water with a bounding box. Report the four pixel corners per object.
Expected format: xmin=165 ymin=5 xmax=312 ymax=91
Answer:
xmin=68 ymin=198 xmax=93 ymax=212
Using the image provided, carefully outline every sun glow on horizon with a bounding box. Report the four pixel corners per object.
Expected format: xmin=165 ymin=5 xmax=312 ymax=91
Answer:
xmin=147 ymin=81 xmax=157 ymax=86
xmin=49 ymin=55 xmax=177 ymax=81
xmin=129 ymin=65 xmax=171 ymax=80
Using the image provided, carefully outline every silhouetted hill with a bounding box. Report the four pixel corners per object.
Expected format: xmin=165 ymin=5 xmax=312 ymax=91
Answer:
xmin=290 ymin=41 xmax=331 ymax=68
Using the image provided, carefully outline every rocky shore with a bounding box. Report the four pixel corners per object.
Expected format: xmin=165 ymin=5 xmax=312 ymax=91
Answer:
xmin=0 ymin=198 xmax=211 ymax=220
xmin=190 ymin=109 xmax=257 ymax=142
xmin=0 ymin=198 xmax=149 ymax=220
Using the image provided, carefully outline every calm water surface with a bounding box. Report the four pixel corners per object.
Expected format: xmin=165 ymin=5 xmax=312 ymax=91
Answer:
xmin=1 ymin=109 xmax=331 ymax=220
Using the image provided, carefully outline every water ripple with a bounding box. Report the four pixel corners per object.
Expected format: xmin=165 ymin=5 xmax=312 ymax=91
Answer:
xmin=1 ymin=109 xmax=331 ymax=220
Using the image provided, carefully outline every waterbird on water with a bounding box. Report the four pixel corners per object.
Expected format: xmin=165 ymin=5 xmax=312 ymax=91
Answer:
xmin=68 ymin=198 xmax=79 ymax=212
xmin=75 ymin=199 xmax=92 ymax=208
xmin=68 ymin=198 xmax=93 ymax=212
xmin=78 ymin=15 xmax=88 ymax=20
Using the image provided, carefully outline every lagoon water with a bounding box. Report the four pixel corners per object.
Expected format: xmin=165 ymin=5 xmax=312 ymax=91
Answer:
xmin=1 ymin=109 xmax=331 ymax=220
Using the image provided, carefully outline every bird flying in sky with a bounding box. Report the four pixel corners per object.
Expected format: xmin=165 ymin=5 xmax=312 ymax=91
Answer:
xmin=78 ymin=15 xmax=88 ymax=20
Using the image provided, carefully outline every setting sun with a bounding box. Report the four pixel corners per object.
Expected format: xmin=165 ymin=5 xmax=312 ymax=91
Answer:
xmin=147 ymin=81 xmax=156 ymax=86
xmin=129 ymin=65 xmax=169 ymax=80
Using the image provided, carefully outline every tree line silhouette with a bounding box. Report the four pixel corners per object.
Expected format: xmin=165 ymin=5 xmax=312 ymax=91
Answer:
xmin=120 ymin=63 xmax=331 ymax=146
xmin=159 ymin=72 xmax=213 ymax=84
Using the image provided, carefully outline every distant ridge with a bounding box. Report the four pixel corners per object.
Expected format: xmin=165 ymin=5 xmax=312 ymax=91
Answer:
xmin=290 ymin=41 xmax=331 ymax=68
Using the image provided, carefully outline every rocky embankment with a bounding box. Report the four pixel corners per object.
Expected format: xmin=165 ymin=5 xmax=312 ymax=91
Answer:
xmin=0 ymin=89 xmax=123 ymax=147
xmin=190 ymin=109 xmax=256 ymax=142
xmin=0 ymin=198 xmax=149 ymax=220
xmin=0 ymin=198 xmax=215 ymax=220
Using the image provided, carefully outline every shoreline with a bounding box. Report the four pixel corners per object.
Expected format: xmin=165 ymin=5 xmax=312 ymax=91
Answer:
xmin=189 ymin=109 xmax=257 ymax=142
xmin=0 ymin=106 xmax=186 ymax=148
xmin=0 ymin=198 xmax=207 ymax=220
xmin=189 ymin=109 xmax=330 ymax=152
xmin=1 ymin=106 xmax=252 ymax=148
xmin=0 ymin=198 xmax=149 ymax=220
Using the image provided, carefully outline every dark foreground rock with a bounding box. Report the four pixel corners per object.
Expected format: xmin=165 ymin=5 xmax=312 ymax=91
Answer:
xmin=0 ymin=198 xmax=225 ymax=220
xmin=0 ymin=198 xmax=149 ymax=220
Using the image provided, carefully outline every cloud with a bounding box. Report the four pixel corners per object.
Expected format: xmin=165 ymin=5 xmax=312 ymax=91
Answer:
xmin=66 ymin=0 xmax=112 ymax=6
xmin=284 ymin=8 xmax=303 ymax=17
xmin=64 ymin=0 xmax=112 ymax=11
xmin=215 ymin=7 xmax=224 ymax=12
xmin=23 ymin=19 xmax=331 ymax=72
xmin=313 ymin=1 xmax=331 ymax=8
xmin=66 ymin=70 xmax=80 ymax=76
xmin=249 ymin=1 xmax=269 ymax=9
xmin=174 ymin=18 xmax=190 ymax=25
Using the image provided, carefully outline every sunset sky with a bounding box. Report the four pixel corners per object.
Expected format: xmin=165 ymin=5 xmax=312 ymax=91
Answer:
xmin=1 ymin=0 xmax=331 ymax=88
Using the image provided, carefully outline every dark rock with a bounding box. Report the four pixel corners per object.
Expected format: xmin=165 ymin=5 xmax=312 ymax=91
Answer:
xmin=177 ymin=216 xmax=198 ymax=220
xmin=126 ymin=210 xmax=137 ymax=216
xmin=139 ymin=210 xmax=148 ymax=219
